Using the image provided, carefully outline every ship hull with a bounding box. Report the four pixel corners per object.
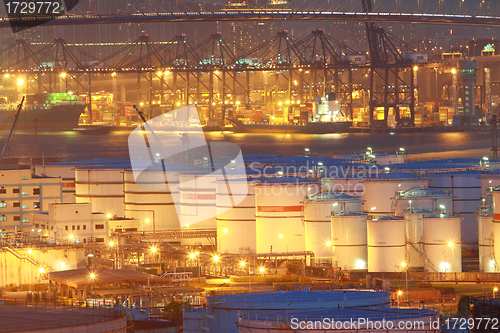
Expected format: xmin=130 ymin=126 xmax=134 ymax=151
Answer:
xmin=228 ymin=119 xmax=352 ymax=134
xmin=0 ymin=104 xmax=86 ymax=131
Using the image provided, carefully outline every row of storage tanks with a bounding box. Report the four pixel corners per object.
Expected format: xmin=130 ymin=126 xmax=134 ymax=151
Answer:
xmin=218 ymin=174 xmax=462 ymax=272
xmin=37 ymin=156 xmax=500 ymax=272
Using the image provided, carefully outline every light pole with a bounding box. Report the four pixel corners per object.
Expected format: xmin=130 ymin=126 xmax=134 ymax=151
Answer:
xmin=240 ymin=261 xmax=251 ymax=290
xmin=401 ymin=262 xmax=408 ymax=302
xmin=449 ymin=242 xmax=454 ymax=272
xmin=213 ymin=255 xmax=219 ymax=276
xmin=397 ymin=290 xmax=402 ymax=308
xmin=90 ymin=273 xmax=96 ymax=303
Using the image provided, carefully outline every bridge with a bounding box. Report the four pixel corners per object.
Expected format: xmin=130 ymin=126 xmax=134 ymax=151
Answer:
xmin=1 ymin=11 xmax=500 ymax=28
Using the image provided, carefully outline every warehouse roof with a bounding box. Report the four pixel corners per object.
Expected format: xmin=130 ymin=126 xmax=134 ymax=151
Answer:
xmin=48 ymin=268 xmax=172 ymax=289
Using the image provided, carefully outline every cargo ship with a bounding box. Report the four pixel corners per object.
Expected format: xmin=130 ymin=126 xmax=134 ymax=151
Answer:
xmin=227 ymin=93 xmax=352 ymax=134
xmin=0 ymin=93 xmax=86 ymax=131
xmin=227 ymin=118 xmax=352 ymax=134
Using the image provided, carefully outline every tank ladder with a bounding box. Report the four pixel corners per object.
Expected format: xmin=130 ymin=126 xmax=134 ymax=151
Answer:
xmin=407 ymin=242 xmax=440 ymax=272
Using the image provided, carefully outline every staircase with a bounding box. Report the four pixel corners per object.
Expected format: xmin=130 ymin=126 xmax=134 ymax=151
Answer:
xmin=408 ymin=242 xmax=440 ymax=272
xmin=0 ymin=241 xmax=55 ymax=272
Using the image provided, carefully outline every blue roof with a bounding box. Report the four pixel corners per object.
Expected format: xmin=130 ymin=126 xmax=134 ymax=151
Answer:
xmin=307 ymin=192 xmax=360 ymax=201
xmin=404 ymin=209 xmax=434 ymax=214
xmin=370 ymin=216 xmax=405 ymax=221
xmin=399 ymin=188 xmax=450 ymax=197
xmin=207 ymin=290 xmax=390 ymax=308
xmin=333 ymin=212 xmax=367 ymax=216
xmin=366 ymin=172 xmax=423 ymax=180
xmin=427 ymin=170 xmax=483 ymax=176
xmin=258 ymin=177 xmax=316 ymax=184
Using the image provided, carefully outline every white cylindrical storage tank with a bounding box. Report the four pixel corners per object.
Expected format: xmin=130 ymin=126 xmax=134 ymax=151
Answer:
xmin=304 ymin=193 xmax=362 ymax=264
xmin=179 ymin=171 xmax=218 ymax=230
xmin=477 ymin=212 xmax=495 ymax=272
xmin=394 ymin=187 xmax=452 ymax=216
xmin=403 ymin=210 xmax=433 ymax=269
xmin=123 ymin=169 xmax=180 ymax=231
xmin=321 ymin=176 xmax=366 ymax=199
xmin=75 ymin=168 xmax=125 ymax=216
xmin=493 ymin=190 xmax=500 ymax=272
xmin=364 ymin=173 xmax=428 ymax=215
xmin=479 ymin=172 xmax=500 ymax=196
xmin=331 ymin=212 xmax=367 ymax=270
xmin=374 ymin=153 xmax=407 ymax=165
xmin=216 ymin=178 xmax=257 ymax=254
xmin=367 ymin=217 xmax=406 ymax=272
xmin=423 ymin=215 xmax=462 ymax=272
xmin=255 ymin=177 xmax=319 ymax=254
xmin=427 ymin=170 xmax=482 ymax=245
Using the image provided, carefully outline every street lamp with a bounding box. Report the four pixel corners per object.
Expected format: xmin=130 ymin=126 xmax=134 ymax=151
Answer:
xmin=401 ymin=262 xmax=408 ymax=302
xmin=39 ymin=267 xmax=45 ymax=274
xmin=213 ymin=255 xmax=220 ymax=276
xmin=90 ymin=273 xmax=96 ymax=301
xmin=449 ymin=242 xmax=454 ymax=272
xmin=397 ymin=290 xmax=402 ymax=308
xmin=28 ymin=249 xmax=32 ymax=254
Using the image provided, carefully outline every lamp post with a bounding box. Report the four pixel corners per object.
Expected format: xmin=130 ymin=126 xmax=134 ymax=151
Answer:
xmin=213 ymin=255 xmax=219 ymax=276
xmin=397 ymin=290 xmax=402 ymax=308
xmin=90 ymin=273 xmax=96 ymax=304
xmin=125 ymin=209 xmax=155 ymax=233
xmin=240 ymin=261 xmax=251 ymax=290
xmin=449 ymin=242 xmax=454 ymax=272
xmin=401 ymin=262 xmax=408 ymax=303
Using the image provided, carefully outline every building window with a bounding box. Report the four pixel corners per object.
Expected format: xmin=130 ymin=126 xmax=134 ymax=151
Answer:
xmin=13 ymin=189 xmax=19 ymax=194
xmin=65 ymin=226 xmax=68 ymax=230
xmin=0 ymin=202 xmax=6 ymax=208
xmin=0 ymin=216 xmax=6 ymax=221
xmin=72 ymin=225 xmax=75 ymax=230
xmin=33 ymin=188 xmax=40 ymax=195
xmin=22 ymin=219 xmax=29 ymax=223
xmin=83 ymin=225 xmax=86 ymax=230
xmin=95 ymin=224 xmax=104 ymax=230
xmin=77 ymin=225 xmax=80 ymax=230
xmin=0 ymin=189 xmax=6 ymax=194
xmin=22 ymin=205 xmax=29 ymax=209
xmin=13 ymin=216 xmax=20 ymax=221
xmin=21 ymin=191 xmax=28 ymax=196
xmin=13 ymin=202 xmax=20 ymax=208
xmin=95 ymin=238 xmax=105 ymax=243
xmin=21 ymin=176 xmax=28 ymax=180
xmin=34 ymin=202 xmax=40 ymax=209
xmin=83 ymin=239 xmax=86 ymax=244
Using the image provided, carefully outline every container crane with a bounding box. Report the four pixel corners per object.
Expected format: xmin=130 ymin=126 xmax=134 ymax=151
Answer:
xmin=362 ymin=0 xmax=416 ymax=128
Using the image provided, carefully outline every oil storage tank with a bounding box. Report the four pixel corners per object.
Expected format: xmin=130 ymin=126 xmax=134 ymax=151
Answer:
xmin=367 ymin=216 xmax=406 ymax=272
xmin=477 ymin=210 xmax=495 ymax=272
xmin=364 ymin=172 xmax=427 ymax=216
xmin=404 ymin=209 xmax=433 ymax=269
xmin=331 ymin=212 xmax=367 ymax=270
xmin=124 ymin=168 xmax=181 ymax=231
xmin=394 ymin=187 xmax=452 ymax=216
xmin=255 ymin=177 xmax=319 ymax=253
xmin=304 ymin=193 xmax=361 ymax=263
xmin=492 ymin=190 xmax=500 ymax=272
xmin=216 ymin=177 xmax=258 ymax=254
xmin=427 ymin=170 xmax=482 ymax=245
xmin=75 ymin=168 xmax=125 ymax=216
xmin=423 ymin=214 xmax=462 ymax=272
xmin=184 ymin=290 xmax=391 ymax=333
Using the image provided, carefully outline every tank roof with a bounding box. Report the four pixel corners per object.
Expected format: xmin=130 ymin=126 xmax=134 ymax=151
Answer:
xmin=404 ymin=209 xmax=435 ymax=214
xmin=427 ymin=170 xmax=483 ymax=176
xmin=366 ymin=172 xmax=423 ymax=180
xmin=370 ymin=216 xmax=405 ymax=221
xmin=257 ymin=177 xmax=316 ymax=184
xmin=306 ymin=192 xmax=360 ymax=201
xmin=398 ymin=187 xmax=450 ymax=197
xmin=207 ymin=290 xmax=390 ymax=309
xmin=333 ymin=212 xmax=367 ymax=216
